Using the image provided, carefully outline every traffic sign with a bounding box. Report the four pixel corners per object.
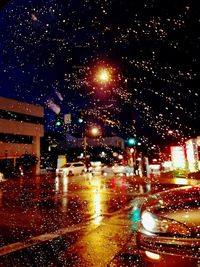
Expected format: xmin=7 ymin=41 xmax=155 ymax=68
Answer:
xmin=64 ymin=114 xmax=71 ymax=124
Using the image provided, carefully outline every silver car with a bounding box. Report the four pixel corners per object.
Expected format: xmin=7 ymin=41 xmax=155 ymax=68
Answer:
xmin=134 ymin=185 xmax=200 ymax=267
xmin=102 ymin=163 xmax=134 ymax=176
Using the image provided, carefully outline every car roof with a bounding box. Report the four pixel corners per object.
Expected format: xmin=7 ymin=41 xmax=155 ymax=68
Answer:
xmin=67 ymin=162 xmax=85 ymax=164
xmin=61 ymin=162 xmax=85 ymax=167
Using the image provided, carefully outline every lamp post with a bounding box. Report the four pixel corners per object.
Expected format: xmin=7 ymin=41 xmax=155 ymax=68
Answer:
xmin=83 ymin=66 xmax=110 ymax=166
xmin=83 ymin=126 xmax=100 ymax=167
xmin=83 ymin=135 xmax=87 ymax=165
xmin=128 ymin=138 xmax=137 ymax=174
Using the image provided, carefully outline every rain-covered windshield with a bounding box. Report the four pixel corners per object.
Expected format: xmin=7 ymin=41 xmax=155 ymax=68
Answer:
xmin=0 ymin=0 xmax=200 ymax=266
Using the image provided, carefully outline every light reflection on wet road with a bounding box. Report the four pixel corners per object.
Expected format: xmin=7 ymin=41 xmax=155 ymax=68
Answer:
xmin=0 ymin=173 xmax=142 ymax=243
xmin=0 ymin=173 xmax=199 ymax=266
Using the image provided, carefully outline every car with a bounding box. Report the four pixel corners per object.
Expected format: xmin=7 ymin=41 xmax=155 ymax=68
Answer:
xmin=133 ymin=185 xmax=200 ymax=267
xmin=56 ymin=162 xmax=86 ymax=176
xmin=102 ymin=163 xmax=134 ymax=176
xmin=88 ymin=161 xmax=103 ymax=175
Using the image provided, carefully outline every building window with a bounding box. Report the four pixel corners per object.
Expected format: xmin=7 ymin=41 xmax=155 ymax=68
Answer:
xmin=0 ymin=109 xmax=44 ymax=125
xmin=0 ymin=133 xmax=33 ymax=144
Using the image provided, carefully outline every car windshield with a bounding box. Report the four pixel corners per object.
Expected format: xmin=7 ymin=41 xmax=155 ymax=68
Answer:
xmin=73 ymin=163 xmax=84 ymax=167
xmin=62 ymin=164 xmax=71 ymax=168
xmin=1 ymin=1 xmax=200 ymax=266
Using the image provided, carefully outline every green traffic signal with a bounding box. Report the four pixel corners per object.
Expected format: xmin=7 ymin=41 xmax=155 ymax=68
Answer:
xmin=55 ymin=120 xmax=61 ymax=126
xmin=128 ymin=138 xmax=136 ymax=145
xmin=55 ymin=114 xmax=63 ymax=127
xmin=78 ymin=117 xmax=84 ymax=123
xmin=78 ymin=111 xmax=85 ymax=123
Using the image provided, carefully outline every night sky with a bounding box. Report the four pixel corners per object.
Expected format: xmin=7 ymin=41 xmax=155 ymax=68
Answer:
xmin=0 ymin=0 xmax=200 ymax=153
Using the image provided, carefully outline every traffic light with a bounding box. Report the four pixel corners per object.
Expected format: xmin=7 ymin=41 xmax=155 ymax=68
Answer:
xmin=55 ymin=120 xmax=61 ymax=126
xmin=55 ymin=114 xmax=63 ymax=127
xmin=128 ymin=138 xmax=136 ymax=146
xmin=78 ymin=111 xmax=85 ymax=123
xmin=78 ymin=117 xmax=84 ymax=123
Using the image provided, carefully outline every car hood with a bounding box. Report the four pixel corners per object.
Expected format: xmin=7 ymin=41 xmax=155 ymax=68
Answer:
xmin=142 ymin=185 xmax=200 ymax=236
xmin=160 ymin=209 xmax=200 ymax=235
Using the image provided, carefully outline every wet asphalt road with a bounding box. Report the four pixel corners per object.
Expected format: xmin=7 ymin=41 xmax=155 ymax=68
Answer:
xmin=0 ymin=172 xmax=199 ymax=266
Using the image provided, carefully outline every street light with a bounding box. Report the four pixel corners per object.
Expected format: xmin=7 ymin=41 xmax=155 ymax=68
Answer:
xmin=98 ymin=69 xmax=110 ymax=83
xmin=91 ymin=127 xmax=99 ymax=136
xmin=94 ymin=67 xmax=112 ymax=85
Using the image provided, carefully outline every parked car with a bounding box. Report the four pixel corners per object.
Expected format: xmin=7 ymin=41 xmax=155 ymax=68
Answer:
xmin=56 ymin=162 xmax=86 ymax=176
xmin=102 ymin=163 xmax=134 ymax=176
xmin=133 ymin=185 xmax=200 ymax=267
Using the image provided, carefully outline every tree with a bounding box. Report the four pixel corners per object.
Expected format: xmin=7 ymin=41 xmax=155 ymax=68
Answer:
xmin=20 ymin=153 xmax=39 ymax=174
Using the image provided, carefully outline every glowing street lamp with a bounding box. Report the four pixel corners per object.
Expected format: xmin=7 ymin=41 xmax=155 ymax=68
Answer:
xmin=95 ymin=67 xmax=111 ymax=84
xmin=98 ymin=69 xmax=110 ymax=82
xmin=91 ymin=127 xmax=99 ymax=136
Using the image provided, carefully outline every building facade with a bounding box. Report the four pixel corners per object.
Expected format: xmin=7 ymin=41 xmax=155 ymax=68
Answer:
xmin=185 ymin=137 xmax=200 ymax=172
xmin=0 ymin=97 xmax=44 ymax=175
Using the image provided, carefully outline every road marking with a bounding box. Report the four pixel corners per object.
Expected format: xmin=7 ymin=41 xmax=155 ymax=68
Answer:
xmin=0 ymin=206 xmax=132 ymax=257
xmin=0 ymin=223 xmax=88 ymax=257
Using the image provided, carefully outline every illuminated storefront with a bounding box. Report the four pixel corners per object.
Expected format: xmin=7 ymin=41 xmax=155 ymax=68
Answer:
xmin=170 ymin=146 xmax=186 ymax=170
xmin=185 ymin=138 xmax=199 ymax=172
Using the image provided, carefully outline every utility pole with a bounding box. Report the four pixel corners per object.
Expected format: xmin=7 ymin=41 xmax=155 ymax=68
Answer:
xmin=83 ymin=135 xmax=87 ymax=165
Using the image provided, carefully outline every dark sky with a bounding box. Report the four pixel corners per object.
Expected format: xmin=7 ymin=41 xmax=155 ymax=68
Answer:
xmin=0 ymin=0 xmax=200 ymax=151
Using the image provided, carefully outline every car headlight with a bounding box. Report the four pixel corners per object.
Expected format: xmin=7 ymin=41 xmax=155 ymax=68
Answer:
xmin=141 ymin=211 xmax=191 ymax=236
